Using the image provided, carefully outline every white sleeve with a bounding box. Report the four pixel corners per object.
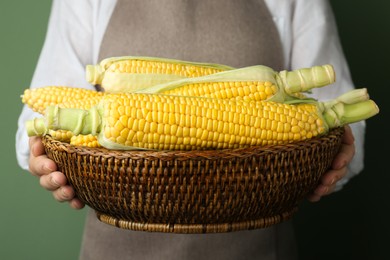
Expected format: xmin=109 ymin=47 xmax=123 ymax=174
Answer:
xmin=15 ymin=0 xmax=97 ymax=170
xmin=291 ymin=0 xmax=365 ymax=190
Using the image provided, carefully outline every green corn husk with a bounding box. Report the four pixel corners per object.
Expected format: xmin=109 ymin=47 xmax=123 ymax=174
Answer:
xmin=86 ymin=56 xmax=234 ymax=93
xmin=138 ymin=64 xmax=336 ymax=103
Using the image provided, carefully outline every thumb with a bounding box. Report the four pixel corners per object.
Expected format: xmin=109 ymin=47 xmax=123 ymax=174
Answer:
xmin=29 ymin=136 xmax=45 ymax=157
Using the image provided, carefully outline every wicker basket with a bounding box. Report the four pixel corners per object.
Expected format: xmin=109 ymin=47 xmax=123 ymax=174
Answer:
xmin=42 ymin=127 xmax=344 ymax=233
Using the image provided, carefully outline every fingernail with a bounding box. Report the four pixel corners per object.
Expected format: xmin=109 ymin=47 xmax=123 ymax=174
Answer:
xmin=337 ymin=160 xmax=347 ymax=169
xmin=330 ymin=178 xmax=336 ymax=185
xmin=61 ymin=188 xmax=69 ymax=199
xmin=44 ymin=165 xmax=54 ymax=172
xmin=51 ymin=176 xmax=59 ymax=186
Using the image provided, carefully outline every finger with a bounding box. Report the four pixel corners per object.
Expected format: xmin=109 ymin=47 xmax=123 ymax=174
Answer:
xmin=29 ymin=136 xmax=45 ymax=157
xmin=332 ymin=140 xmax=355 ymax=170
xmin=52 ymin=185 xmax=75 ymax=202
xmin=29 ymin=155 xmax=57 ymax=177
xmin=313 ymin=184 xmax=329 ymax=197
xmin=307 ymin=193 xmax=321 ymax=202
xmin=307 ymin=168 xmax=348 ymax=203
xmin=331 ymin=125 xmax=355 ymax=170
xmin=307 ymin=183 xmax=336 ymax=202
xmin=39 ymin=171 xmax=67 ymax=191
xmin=312 ymin=182 xmax=338 ymax=196
xmin=69 ymin=198 xmax=85 ymax=210
xmin=342 ymin=125 xmax=355 ymax=145
xmin=320 ymin=167 xmax=348 ymax=186
xmin=28 ymin=137 xmax=57 ymax=176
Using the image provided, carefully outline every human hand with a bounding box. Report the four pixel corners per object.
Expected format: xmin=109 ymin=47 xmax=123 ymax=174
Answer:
xmin=28 ymin=136 xmax=85 ymax=209
xmin=307 ymin=125 xmax=355 ymax=202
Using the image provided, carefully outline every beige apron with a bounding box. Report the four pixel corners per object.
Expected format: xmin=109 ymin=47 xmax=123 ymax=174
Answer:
xmin=80 ymin=1 xmax=296 ymax=259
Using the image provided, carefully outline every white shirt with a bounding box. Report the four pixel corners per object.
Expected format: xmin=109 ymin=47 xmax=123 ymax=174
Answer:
xmin=16 ymin=0 xmax=365 ymax=190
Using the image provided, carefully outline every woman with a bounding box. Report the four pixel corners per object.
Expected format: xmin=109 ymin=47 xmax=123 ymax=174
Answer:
xmin=16 ymin=0 xmax=362 ymax=259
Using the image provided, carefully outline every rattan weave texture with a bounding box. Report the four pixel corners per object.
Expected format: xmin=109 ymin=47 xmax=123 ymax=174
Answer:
xmin=42 ymin=127 xmax=344 ymax=233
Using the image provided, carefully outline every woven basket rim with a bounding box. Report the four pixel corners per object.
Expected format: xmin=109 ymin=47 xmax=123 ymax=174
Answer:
xmin=95 ymin=207 xmax=298 ymax=233
xmin=43 ymin=127 xmax=344 ymax=160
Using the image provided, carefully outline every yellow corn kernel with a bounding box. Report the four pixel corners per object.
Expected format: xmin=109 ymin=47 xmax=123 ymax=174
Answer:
xmin=140 ymin=64 xmax=337 ymax=103
xmin=48 ymin=130 xmax=74 ymax=142
xmin=86 ymin=56 xmax=233 ymax=93
xmin=59 ymin=96 xmax=103 ymax=111
xmin=21 ymin=86 xmax=104 ymax=114
xmin=98 ymin=93 xmax=325 ymax=150
xmin=105 ymin=59 xmax=226 ymax=78
xmin=161 ymin=81 xmax=278 ymax=102
xmin=70 ymin=134 xmax=101 ymax=148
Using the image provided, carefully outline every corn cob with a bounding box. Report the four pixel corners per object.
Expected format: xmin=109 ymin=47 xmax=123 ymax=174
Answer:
xmin=25 ymin=90 xmax=378 ymax=151
xmin=22 ymin=64 xmax=334 ymax=115
xmin=140 ymin=65 xmax=335 ymax=102
xmin=21 ymin=86 xmax=104 ymax=114
xmin=86 ymin=56 xmax=234 ymax=93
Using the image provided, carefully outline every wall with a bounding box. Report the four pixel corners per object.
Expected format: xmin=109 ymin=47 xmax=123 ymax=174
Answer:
xmin=1 ymin=1 xmax=388 ymax=259
xmin=0 ymin=1 xmax=86 ymax=260
xmin=293 ymin=1 xmax=390 ymax=259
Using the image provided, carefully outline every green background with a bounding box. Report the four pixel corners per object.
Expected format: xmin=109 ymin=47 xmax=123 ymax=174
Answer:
xmin=0 ymin=1 xmax=388 ymax=259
